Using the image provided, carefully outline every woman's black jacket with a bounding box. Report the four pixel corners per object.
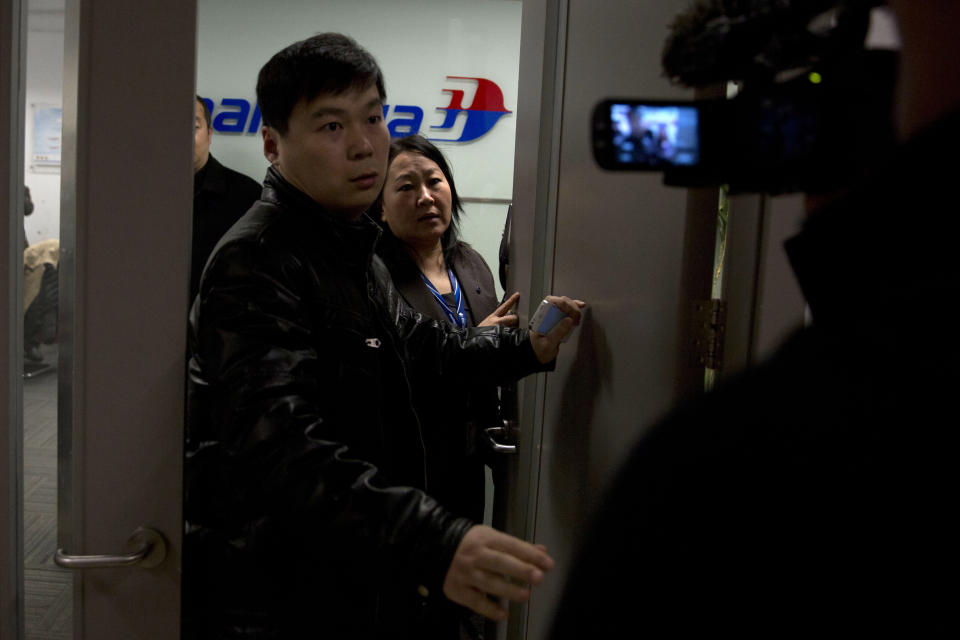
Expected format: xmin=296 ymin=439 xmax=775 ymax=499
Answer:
xmin=183 ymin=167 xmax=548 ymax=639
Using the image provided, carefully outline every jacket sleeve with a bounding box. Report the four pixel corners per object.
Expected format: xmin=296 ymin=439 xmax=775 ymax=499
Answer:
xmin=186 ymin=238 xmax=472 ymax=599
xmin=373 ymin=258 xmax=554 ymax=385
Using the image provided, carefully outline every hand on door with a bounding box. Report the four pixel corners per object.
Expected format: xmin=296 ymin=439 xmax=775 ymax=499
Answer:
xmin=442 ymin=524 xmax=554 ymax=621
xmin=530 ymin=295 xmax=586 ymax=363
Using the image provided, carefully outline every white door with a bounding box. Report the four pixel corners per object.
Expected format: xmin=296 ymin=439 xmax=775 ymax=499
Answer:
xmin=3 ymin=0 xmax=196 ymax=637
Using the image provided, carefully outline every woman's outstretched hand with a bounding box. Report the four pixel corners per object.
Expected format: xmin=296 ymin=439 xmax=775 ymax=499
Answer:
xmin=479 ymin=292 xmax=521 ymax=327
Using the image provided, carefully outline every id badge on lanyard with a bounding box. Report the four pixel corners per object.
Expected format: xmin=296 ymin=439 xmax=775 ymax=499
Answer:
xmin=420 ymin=269 xmax=467 ymax=328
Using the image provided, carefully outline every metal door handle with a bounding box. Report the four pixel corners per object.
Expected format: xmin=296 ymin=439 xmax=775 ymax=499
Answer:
xmin=54 ymin=526 xmax=167 ymax=570
xmin=484 ymin=423 xmax=518 ymax=454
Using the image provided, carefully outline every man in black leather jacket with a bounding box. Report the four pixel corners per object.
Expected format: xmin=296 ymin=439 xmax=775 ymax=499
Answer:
xmin=184 ymin=33 xmax=583 ymax=639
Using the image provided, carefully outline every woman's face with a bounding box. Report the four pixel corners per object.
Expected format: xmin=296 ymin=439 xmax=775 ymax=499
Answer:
xmin=381 ymin=151 xmax=453 ymax=250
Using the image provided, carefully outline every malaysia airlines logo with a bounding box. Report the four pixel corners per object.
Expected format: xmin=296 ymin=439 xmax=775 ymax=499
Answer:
xmin=428 ymin=76 xmax=513 ymax=143
xmin=203 ymin=76 xmax=513 ymax=143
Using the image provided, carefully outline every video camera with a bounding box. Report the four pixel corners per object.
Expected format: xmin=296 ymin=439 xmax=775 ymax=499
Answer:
xmin=591 ymin=0 xmax=896 ymax=194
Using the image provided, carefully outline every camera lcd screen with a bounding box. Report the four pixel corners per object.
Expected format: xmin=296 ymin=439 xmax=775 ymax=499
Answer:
xmin=608 ymin=103 xmax=700 ymax=168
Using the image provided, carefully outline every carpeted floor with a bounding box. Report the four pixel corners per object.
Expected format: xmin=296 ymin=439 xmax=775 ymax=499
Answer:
xmin=22 ymin=344 xmax=71 ymax=640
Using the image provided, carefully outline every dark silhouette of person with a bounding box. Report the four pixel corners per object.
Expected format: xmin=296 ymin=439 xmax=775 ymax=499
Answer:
xmin=551 ymin=2 xmax=956 ymax=636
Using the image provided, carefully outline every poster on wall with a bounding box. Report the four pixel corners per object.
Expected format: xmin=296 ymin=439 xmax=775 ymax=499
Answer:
xmin=31 ymin=105 xmax=62 ymax=168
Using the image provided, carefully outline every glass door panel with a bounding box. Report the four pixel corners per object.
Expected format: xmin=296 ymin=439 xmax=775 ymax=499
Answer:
xmin=21 ymin=2 xmax=69 ymax=638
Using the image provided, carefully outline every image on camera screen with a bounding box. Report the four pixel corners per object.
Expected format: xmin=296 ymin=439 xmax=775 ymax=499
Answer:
xmin=610 ymin=104 xmax=699 ymax=167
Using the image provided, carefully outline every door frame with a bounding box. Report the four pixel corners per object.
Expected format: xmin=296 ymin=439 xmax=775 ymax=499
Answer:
xmin=56 ymin=0 xmax=195 ymax=637
xmin=2 ymin=0 xmax=27 ymax=637
xmin=503 ymin=0 xmax=568 ymax=637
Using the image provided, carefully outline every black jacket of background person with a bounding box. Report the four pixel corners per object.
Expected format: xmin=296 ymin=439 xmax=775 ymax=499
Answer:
xmin=549 ymin=111 xmax=960 ymax=637
xmin=184 ymin=167 xmax=550 ymax=639
xmin=378 ymin=241 xmax=500 ymax=525
xmin=191 ymin=153 xmax=261 ymax=300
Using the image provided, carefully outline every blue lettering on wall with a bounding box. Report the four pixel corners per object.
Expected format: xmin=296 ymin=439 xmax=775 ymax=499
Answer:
xmin=248 ymin=104 xmax=261 ymax=133
xmin=204 ymin=99 xmax=425 ymax=137
xmin=387 ymin=106 xmax=424 ymax=138
xmin=201 ymin=92 xmax=508 ymax=141
xmin=212 ymin=98 xmax=250 ymax=134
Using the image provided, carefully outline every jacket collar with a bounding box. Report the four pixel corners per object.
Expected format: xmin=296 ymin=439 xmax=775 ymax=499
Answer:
xmin=260 ymin=165 xmax=382 ymax=268
xmin=382 ymin=245 xmax=494 ymax=326
xmin=194 ymin=154 xmax=226 ymax=196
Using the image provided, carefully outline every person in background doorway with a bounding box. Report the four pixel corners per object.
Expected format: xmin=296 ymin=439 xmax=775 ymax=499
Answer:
xmin=550 ymin=1 xmax=957 ymax=636
xmin=23 ymin=238 xmax=58 ymax=365
xmin=23 ymin=184 xmax=33 ymax=249
xmin=191 ymin=95 xmax=261 ymax=301
xmin=375 ymin=134 xmax=520 ymax=638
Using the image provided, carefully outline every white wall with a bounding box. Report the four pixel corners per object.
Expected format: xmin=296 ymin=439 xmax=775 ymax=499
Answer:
xmin=197 ymin=0 xmax=523 ymax=298
xmin=23 ymin=6 xmax=64 ymax=245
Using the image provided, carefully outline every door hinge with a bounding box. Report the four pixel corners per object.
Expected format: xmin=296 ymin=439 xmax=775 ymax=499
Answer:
xmin=690 ymin=299 xmax=727 ymax=370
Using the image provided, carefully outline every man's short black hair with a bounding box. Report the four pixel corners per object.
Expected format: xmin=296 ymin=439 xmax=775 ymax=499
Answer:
xmin=196 ymin=95 xmax=212 ymax=129
xmin=256 ymin=33 xmax=386 ymax=136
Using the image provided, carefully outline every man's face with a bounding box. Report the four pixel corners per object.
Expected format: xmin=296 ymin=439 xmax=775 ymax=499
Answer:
xmin=194 ymin=100 xmax=212 ymax=173
xmin=262 ymin=84 xmax=390 ymax=219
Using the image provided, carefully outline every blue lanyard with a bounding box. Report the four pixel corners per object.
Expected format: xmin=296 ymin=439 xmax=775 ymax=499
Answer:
xmin=420 ymin=268 xmax=467 ymax=328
